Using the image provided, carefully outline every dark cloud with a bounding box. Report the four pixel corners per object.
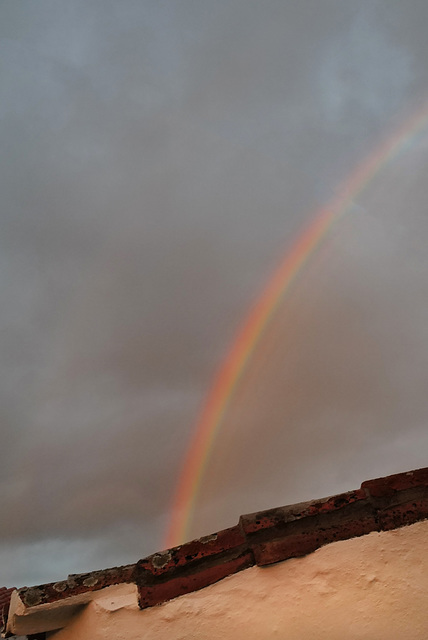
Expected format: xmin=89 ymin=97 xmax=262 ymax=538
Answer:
xmin=1 ymin=0 xmax=428 ymax=586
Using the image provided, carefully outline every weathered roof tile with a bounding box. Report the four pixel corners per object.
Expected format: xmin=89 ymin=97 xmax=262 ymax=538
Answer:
xmin=17 ymin=563 xmax=136 ymax=608
xmin=0 ymin=586 xmax=15 ymax=634
xmin=3 ymin=465 xmax=428 ymax=628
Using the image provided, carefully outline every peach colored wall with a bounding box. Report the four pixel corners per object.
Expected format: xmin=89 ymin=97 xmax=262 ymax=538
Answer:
xmin=49 ymin=519 xmax=428 ymax=640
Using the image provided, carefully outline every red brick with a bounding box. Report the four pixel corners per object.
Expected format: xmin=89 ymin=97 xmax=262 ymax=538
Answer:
xmin=253 ymin=515 xmax=378 ymax=566
xmin=136 ymin=526 xmax=254 ymax=609
xmin=378 ymin=497 xmax=428 ymax=532
xmin=0 ymin=587 xmax=15 ymax=633
xmin=361 ymin=468 xmax=428 ymax=533
xmin=241 ymin=490 xmax=377 ymax=566
xmin=361 ymin=467 xmax=428 ymax=498
xmin=240 ymin=490 xmax=368 ymax=536
xmin=17 ymin=564 xmax=136 ymax=607
xmin=138 ymin=550 xmax=254 ymax=609
xmin=138 ymin=525 xmax=246 ymax=579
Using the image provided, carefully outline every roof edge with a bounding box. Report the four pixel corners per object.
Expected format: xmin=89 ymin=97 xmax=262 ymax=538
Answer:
xmin=3 ymin=465 xmax=428 ymax=633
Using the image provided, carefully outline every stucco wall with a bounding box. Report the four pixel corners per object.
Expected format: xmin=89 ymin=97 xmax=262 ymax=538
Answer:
xmin=48 ymin=519 xmax=428 ymax=640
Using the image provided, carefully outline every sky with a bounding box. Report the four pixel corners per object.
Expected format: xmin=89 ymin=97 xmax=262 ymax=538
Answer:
xmin=1 ymin=0 xmax=428 ymax=587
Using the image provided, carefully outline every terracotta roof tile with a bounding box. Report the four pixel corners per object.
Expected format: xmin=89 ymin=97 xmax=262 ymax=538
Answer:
xmin=0 ymin=586 xmax=15 ymax=633
xmin=361 ymin=466 xmax=428 ymax=496
xmin=362 ymin=468 xmax=428 ymax=531
xmin=3 ymin=465 xmax=428 ymax=629
xmin=241 ymin=489 xmax=378 ymax=566
xmin=135 ymin=525 xmax=254 ymax=608
xmin=16 ymin=563 xmax=136 ymax=609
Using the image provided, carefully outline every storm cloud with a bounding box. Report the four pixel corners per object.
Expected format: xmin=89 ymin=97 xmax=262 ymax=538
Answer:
xmin=1 ymin=0 xmax=428 ymax=586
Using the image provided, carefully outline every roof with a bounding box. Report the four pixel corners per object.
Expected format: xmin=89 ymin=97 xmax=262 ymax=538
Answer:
xmin=0 ymin=588 xmax=15 ymax=635
xmin=3 ymin=465 xmax=428 ymax=637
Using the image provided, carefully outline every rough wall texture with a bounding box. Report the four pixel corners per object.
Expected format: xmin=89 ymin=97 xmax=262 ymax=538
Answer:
xmin=47 ymin=518 xmax=428 ymax=640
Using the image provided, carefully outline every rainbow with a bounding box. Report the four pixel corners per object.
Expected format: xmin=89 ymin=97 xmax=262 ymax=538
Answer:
xmin=164 ymin=101 xmax=428 ymax=548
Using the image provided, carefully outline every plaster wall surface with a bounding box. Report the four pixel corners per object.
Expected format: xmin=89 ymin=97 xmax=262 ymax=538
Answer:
xmin=48 ymin=519 xmax=428 ymax=640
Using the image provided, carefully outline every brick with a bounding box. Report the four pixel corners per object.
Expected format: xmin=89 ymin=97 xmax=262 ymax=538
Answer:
xmin=240 ymin=489 xmax=369 ymax=536
xmin=362 ymin=468 xmax=428 ymax=532
xmin=17 ymin=564 xmax=136 ymax=607
xmin=378 ymin=496 xmax=428 ymax=532
xmin=138 ymin=549 xmax=254 ymax=608
xmin=241 ymin=490 xmax=377 ymax=566
xmin=137 ymin=525 xmax=246 ymax=580
xmin=136 ymin=525 xmax=254 ymax=608
xmin=0 ymin=587 xmax=15 ymax=633
xmin=361 ymin=467 xmax=428 ymax=498
xmin=252 ymin=513 xmax=378 ymax=566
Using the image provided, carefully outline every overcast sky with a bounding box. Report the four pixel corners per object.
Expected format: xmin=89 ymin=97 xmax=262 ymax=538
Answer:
xmin=2 ymin=0 xmax=428 ymax=588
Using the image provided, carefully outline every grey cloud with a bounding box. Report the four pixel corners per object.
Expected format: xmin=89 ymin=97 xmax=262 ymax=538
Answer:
xmin=319 ymin=6 xmax=412 ymax=128
xmin=1 ymin=0 xmax=428 ymax=587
